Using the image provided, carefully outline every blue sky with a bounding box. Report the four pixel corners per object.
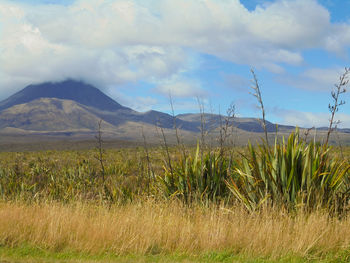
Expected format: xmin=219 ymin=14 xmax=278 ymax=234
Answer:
xmin=1 ymin=0 xmax=350 ymax=127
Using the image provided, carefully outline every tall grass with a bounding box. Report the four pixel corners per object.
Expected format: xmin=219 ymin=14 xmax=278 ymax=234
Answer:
xmin=1 ymin=201 xmax=350 ymax=258
xmin=0 ymin=149 xmax=159 ymax=203
xmin=0 ymin=138 xmax=349 ymax=213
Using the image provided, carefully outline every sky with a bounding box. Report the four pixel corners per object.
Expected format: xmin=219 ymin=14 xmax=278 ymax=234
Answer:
xmin=1 ymin=0 xmax=350 ymax=128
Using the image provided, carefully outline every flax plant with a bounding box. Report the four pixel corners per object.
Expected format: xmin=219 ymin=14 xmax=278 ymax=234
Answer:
xmin=159 ymin=143 xmax=232 ymax=204
xmin=226 ymin=129 xmax=350 ymax=212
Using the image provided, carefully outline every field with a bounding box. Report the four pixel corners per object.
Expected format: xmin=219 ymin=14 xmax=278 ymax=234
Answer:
xmin=0 ymin=130 xmax=350 ymax=262
xmin=2 ymin=201 xmax=350 ymax=262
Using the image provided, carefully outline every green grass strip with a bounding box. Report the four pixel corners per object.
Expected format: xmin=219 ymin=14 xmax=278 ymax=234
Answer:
xmin=1 ymin=245 xmax=350 ymax=263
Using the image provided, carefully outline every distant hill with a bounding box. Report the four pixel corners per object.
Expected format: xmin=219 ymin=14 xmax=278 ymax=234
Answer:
xmin=0 ymin=79 xmax=347 ymax=144
xmin=177 ymin=113 xmax=295 ymax=133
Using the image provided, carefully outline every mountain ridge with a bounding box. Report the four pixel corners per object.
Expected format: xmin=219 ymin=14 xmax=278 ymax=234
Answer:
xmin=0 ymin=79 xmax=348 ymax=141
xmin=0 ymin=80 xmax=202 ymax=133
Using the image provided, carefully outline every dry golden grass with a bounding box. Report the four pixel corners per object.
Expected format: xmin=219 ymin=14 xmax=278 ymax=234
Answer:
xmin=1 ymin=201 xmax=350 ymax=259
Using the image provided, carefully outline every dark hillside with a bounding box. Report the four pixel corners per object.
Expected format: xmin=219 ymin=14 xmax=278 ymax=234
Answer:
xmin=0 ymin=80 xmax=127 ymax=112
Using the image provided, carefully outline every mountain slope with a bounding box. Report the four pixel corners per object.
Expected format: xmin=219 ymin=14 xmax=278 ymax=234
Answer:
xmin=0 ymin=80 xmax=201 ymax=132
xmin=0 ymin=80 xmax=128 ymax=112
xmin=2 ymin=79 xmax=340 ymax=140
xmin=0 ymin=98 xmax=115 ymax=131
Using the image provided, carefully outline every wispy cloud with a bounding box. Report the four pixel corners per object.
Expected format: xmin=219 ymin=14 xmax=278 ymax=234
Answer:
xmin=154 ymin=76 xmax=206 ymax=98
xmin=276 ymin=67 xmax=345 ymax=91
xmin=273 ymin=108 xmax=350 ymax=128
xmin=2 ymin=0 xmax=350 ymax=94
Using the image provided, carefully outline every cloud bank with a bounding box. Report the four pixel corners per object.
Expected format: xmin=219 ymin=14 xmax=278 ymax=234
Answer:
xmin=276 ymin=67 xmax=346 ymax=91
xmin=1 ymin=0 xmax=350 ymax=100
xmin=275 ymin=109 xmax=350 ymax=128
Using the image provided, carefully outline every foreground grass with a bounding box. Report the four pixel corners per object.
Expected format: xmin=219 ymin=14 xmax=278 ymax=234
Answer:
xmin=2 ymin=245 xmax=350 ymax=263
xmin=1 ymin=201 xmax=350 ymax=262
xmin=0 ymin=143 xmax=349 ymax=262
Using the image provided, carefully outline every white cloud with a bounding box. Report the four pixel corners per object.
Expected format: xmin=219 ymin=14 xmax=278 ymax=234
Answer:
xmin=0 ymin=1 xmax=189 ymax=96
xmin=100 ymin=86 xmax=158 ymax=112
xmin=275 ymin=109 xmax=350 ymax=128
xmin=154 ymin=78 xmax=206 ymax=98
xmin=1 ymin=0 xmax=350 ymax=98
xmin=302 ymin=68 xmax=345 ymax=88
xmin=249 ymin=0 xmax=330 ymax=49
xmin=276 ymin=67 xmax=346 ymax=91
xmin=122 ymin=96 xmax=158 ymax=112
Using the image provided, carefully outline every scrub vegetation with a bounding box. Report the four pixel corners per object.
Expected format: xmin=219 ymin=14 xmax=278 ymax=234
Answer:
xmin=1 ymin=69 xmax=350 ymax=262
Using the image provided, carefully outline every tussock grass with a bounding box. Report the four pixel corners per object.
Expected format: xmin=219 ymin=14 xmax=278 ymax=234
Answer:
xmin=1 ymin=201 xmax=350 ymax=259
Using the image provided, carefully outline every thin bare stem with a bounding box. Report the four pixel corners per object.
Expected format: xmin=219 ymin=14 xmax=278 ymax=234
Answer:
xmin=95 ymin=119 xmax=105 ymax=184
xmin=304 ymin=127 xmax=314 ymax=142
xmin=218 ymin=103 xmax=236 ymax=157
xmin=334 ymin=125 xmax=345 ymax=159
xmin=169 ymin=93 xmax=187 ymax=161
xmin=142 ymin=127 xmax=154 ymax=195
xmin=325 ymin=67 xmax=349 ymax=146
xmin=197 ymin=97 xmax=206 ymax=178
xmin=250 ymin=69 xmax=269 ymax=145
xmin=158 ymin=121 xmax=173 ymax=177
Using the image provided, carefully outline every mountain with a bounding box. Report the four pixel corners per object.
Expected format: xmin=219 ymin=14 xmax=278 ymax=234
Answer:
xmin=0 ymin=80 xmax=127 ymax=112
xmin=0 ymin=79 xmax=347 ymax=144
xmin=0 ymin=97 xmax=115 ymax=131
xmin=0 ymin=80 xmax=198 ymax=132
xmin=0 ymin=80 xmax=202 ymax=136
